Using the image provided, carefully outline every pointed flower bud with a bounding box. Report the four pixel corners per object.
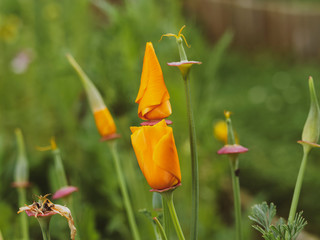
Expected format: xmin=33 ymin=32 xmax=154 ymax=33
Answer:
xmin=67 ymin=54 xmax=119 ymax=140
xmin=12 ymin=129 xmax=30 ymax=188
xmin=299 ymin=77 xmax=320 ymax=148
xmin=160 ymin=25 xmax=201 ymax=79
xmin=136 ymin=42 xmax=172 ymax=121
xmin=130 ymin=120 xmax=181 ymax=191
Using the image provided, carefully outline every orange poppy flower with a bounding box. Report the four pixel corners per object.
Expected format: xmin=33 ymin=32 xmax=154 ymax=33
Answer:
xmin=130 ymin=120 xmax=181 ymax=190
xmin=135 ymin=42 xmax=172 ymax=120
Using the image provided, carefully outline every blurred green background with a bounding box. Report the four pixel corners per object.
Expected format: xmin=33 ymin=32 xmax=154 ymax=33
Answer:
xmin=1 ymin=0 xmax=320 ymax=239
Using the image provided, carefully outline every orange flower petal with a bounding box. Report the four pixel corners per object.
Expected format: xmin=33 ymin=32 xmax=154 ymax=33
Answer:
xmin=153 ymin=128 xmax=181 ymax=185
xmin=136 ymin=42 xmax=172 ymax=120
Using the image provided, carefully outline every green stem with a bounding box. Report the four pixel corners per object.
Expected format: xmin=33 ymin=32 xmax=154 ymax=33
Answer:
xmin=18 ymin=187 xmax=29 ymax=240
xmin=52 ymin=149 xmax=68 ymax=188
xmin=37 ymin=217 xmax=51 ymax=240
xmin=229 ymin=157 xmax=242 ymax=240
xmin=161 ymin=191 xmax=185 ymax=240
xmin=288 ymin=145 xmax=311 ymax=222
xmin=108 ymin=141 xmax=141 ymax=240
xmin=183 ymin=75 xmax=199 ymax=240
xmin=162 ymin=196 xmax=172 ymax=238
xmin=153 ymin=217 xmax=168 ymax=240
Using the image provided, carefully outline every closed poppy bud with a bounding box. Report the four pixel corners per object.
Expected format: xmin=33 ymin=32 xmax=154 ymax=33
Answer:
xmin=301 ymin=77 xmax=320 ymax=145
xmin=135 ymin=42 xmax=172 ymax=120
xmin=67 ymin=54 xmax=118 ymax=139
xmin=130 ymin=120 xmax=181 ymax=190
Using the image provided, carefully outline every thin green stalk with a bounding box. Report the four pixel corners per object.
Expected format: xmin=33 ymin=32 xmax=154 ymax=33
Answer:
xmin=153 ymin=217 xmax=168 ymax=240
xmin=229 ymin=157 xmax=242 ymax=240
xmin=52 ymin=149 xmax=68 ymax=188
xmin=18 ymin=187 xmax=29 ymax=240
xmin=37 ymin=217 xmax=51 ymax=240
xmin=15 ymin=129 xmax=29 ymax=240
xmin=162 ymin=196 xmax=172 ymax=238
xmin=108 ymin=141 xmax=141 ymax=240
xmin=288 ymin=145 xmax=311 ymax=223
xmin=161 ymin=191 xmax=185 ymax=240
xmin=183 ymin=75 xmax=199 ymax=240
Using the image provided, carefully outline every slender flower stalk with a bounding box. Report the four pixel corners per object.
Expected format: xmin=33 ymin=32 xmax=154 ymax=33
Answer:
xmin=162 ymin=196 xmax=172 ymax=238
xmin=161 ymin=25 xmax=201 ymax=240
xmin=37 ymin=217 xmax=52 ymax=240
xmin=161 ymin=191 xmax=185 ymax=240
xmin=183 ymin=71 xmax=199 ymax=240
xmin=67 ymin=54 xmax=140 ymax=240
xmin=229 ymin=155 xmax=242 ymax=240
xmin=108 ymin=140 xmax=141 ymax=240
xmin=13 ymin=129 xmax=30 ymax=240
xmin=217 ymin=111 xmax=248 ymax=240
xmin=153 ymin=217 xmax=168 ymax=240
xmin=288 ymin=77 xmax=320 ymax=223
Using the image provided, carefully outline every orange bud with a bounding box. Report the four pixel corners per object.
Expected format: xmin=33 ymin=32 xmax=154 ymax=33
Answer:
xmin=130 ymin=120 xmax=181 ymax=190
xmin=94 ymin=108 xmax=117 ymax=137
xmin=67 ymin=54 xmax=118 ymax=140
xmin=135 ymin=42 xmax=172 ymax=120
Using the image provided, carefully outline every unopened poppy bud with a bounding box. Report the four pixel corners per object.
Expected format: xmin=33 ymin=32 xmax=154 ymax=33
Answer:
xmin=301 ymin=77 xmax=320 ymax=145
xmin=136 ymin=42 xmax=172 ymax=121
xmin=12 ymin=129 xmax=29 ymax=188
xmin=67 ymin=54 xmax=118 ymax=140
xmin=130 ymin=120 xmax=181 ymax=191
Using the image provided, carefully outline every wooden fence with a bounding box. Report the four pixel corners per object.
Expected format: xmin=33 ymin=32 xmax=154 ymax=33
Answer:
xmin=185 ymin=0 xmax=320 ymax=58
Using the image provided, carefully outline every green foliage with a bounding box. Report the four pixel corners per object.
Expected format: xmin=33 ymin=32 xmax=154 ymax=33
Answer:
xmin=2 ymin=0 xmax=320 ymax=238
xmin=249 ymin=202 xmax=307 ymax=240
